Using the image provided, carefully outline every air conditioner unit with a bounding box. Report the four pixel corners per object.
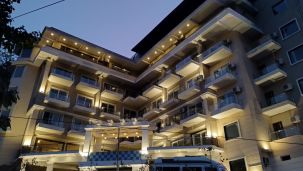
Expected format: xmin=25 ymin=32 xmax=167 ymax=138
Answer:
xmin=291 ymin=114 xmax=301 ymax=123
xmin=283 ymin=83 xmax=293 ymax=92
xmin=233 ymin=86 xmax=241 ymax=93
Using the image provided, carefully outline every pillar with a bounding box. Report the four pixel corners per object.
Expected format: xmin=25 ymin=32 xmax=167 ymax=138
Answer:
xmin=39 ymin=59 xmax=52 ymax=93
xmin=82 ymin=131 xmax=93 ymax=155
xmin=46 ymin=163 xmax=53 ymax=171
xmin=22 ymin=109 xmax=41 ymax=146
xmin=141 ymin=127 xmax=150 ymax=154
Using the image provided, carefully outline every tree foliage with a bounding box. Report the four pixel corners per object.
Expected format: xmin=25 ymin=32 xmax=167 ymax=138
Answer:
xmin=0 ymin=0 xmax=40 ymax=131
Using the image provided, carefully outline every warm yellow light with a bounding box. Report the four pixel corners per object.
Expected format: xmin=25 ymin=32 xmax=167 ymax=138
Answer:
xmin=115 ymin=137 xmax=117 ymax=139
xmin=74 ymin=42 xmax=78 ymax=45
xmin=161 ymin=45 xmax=165 ymax=48
xmin=63 ymin=38 xmax=66 ymax=41
xmin=169 ymin=38 xmax=173 ymax=42
xmin=46 ymin=40 xmax=50 ymax=43
xmin=85 ymin=47 xmax=89 ymax=50
xmin=154 ymin=51 xmax=158 ymax=54
xmin=97 ymin=51 xmax=101 ymax=54
xmin=50 ymin=33 xmax=54 ymax=36
xmin=186 ymin=23 xmax=190 ymax=27
xmin=123 ymin=133 xmax=127 ymax=136
xmin=147 ymin=57 xmax=150 ymax=60
xmin=104 ymin=137 xmax=107 ymax=140
xmin=101 ymin=134 xmax=104 ymax=137
xmin=178 ymin=30 xmax=182 ymax=34
xmin=37 ymin=140 xmax=41 ymax=143
xmin=81 ymin=53 xmax=84 ymax=56
xmin=112 ymin=133 xmax=115 ymax=136
xmin=108 ymin=55 xmax=111 ymax=58
xmin=23 ymin=139 xmax=31 ymax=146
xmin=126 ymin=136 xmax=129 ymax=139
xmin=135 ymin=132 xmax=138 ymax=135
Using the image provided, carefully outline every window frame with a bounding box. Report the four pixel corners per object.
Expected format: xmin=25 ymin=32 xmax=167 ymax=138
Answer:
xmin=272 ymin=0 xmax=287 ymax=15
xmin=296 ymin=77 xmax=303 ymax=96
xmin=223 ymin=121 xmax=241 ymax=141
xmin=101 ymin=102 xmax=116 ymax=114
xmin=80 ymin=75 xmax=98 ymax=86
xmin=228 ymin=157 xmax=248 ymax=171
xmin=76 ymin=94 xmax=93 ymax=108
xmin=49 ymin=87 xmax=69 ymax=101
xmin=287 ymin=42 xmax=303 ymax=65
xmin=279 ymin=18 xmax=301 ymax=40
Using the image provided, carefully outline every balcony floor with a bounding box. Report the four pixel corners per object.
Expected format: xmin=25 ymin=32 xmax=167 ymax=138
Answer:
xmin=180 ymin=113 xmax=206 ymax=127
xmin=254 ymin=69 xmax=287 ymax=86
xmin=262 ymin=100 xmax=297 ymax=116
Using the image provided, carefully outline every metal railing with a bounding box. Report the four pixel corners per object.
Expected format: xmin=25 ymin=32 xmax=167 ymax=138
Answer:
xmin=217 ymin=94 xmax=239 ymax=109
xmin=272 ymin=126 xmax=302 ymax=140
xmin=80 ymin=76 xmax=98 ymax=87
xmin=179 ymin=80 xmax=200 ymax=92
xmin=201 ymin=40 xmax=229 ymax=59
xmin=264 ymin=93 xmax=292 ymax=107
xmin=180 ymin=107 xmax=204 ymax=120
xmin=205 ymin=67 xmax=234 ymax=84
xmin=176 ymin=55 xmax=199 ymax=71
xmin=255 ymin=63 xmax=281 ymax=78
xmin=104 ymin=83 xmax=124 ymax=94
xmin=52 ymin=68 xmax=73 ymax=79
xmin=49 ymin=91 xmax=69 ymax=102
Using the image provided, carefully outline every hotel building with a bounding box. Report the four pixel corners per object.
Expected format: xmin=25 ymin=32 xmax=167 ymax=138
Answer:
xmin=1 ymin=0 xmax=303 ymax=170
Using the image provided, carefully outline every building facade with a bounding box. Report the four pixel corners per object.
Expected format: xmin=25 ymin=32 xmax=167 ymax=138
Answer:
xmin=1 ymin=0 xmax=303 ymax=170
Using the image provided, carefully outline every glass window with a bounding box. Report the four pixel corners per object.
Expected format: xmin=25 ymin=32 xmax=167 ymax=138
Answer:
xmin=49 ymin=88 xmax=68 ymax=101
xmin=71 ymin=118 xmax=87 ymax=131
xmin=288 ymin=44 xmax=303 ymax=64
xmin=229 ymin=158 xmax=247 ymax=171
xmin=152 ymin=98 xmax=162 ymax=109
xmin=101 ymin=103 xmax=115 ymax=114
xmin=13 ymin=66 xmax=25 ymax=78
xmin=123 ymin=108 xmax=137 ymax=119
xmin=297 ymin=78 xmax=303 ymax=95
xmin=272 ymin=0 xmax=287 ymax=15
xmin=52 ymin=67 xmax=73 ymax=78
xmin=80 ymin=75 xmax=97 ymax=86
xmin=42 ymin=111 xmax=64 ymax=127
xmin=280 ymin=19 xmax=300 ymax=39
xmin=168 ymin=90 xmax=178 ymax=100
xmin=224 ymin=122 xmax=240 ymax=140
xmin=76 ymin=95 xmax=93 ymax=108
xmin=104 ymin=83 xmax=123 ymax=93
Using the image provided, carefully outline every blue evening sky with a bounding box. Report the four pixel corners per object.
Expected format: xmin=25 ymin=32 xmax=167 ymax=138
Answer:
xmin=12 ymin=0 xmax=182 ymax=57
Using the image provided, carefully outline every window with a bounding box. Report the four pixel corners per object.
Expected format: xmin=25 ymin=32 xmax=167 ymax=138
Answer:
xmin=123 ymin=108 xmax=137 ymax=119
xmin=172 ymin=138 xmax=185 ymax=146
xmin=49 ymin=88 xmax=68 ymax=101
xmin=281 ymin=155 xmax=291 ymax=161
xmin=168 ymin=89 xmax=178 ymax=100
xmin=52 ymin=67 xmax=73 ymax=78
xmin=224 ymin=122 xmax=240 ymax=140
xmin=288 ymin=44 xmax=303 ymax=64
xmin=229 ymin=158 xmax=247 ymax=171
xmin=42 ymin=111 xmax=64 ymax=127
xmin=13 ymin=66 xmax=25 ymax=78
xmin=76 ymin=95 xmax=93 ymax=108
xmin=192 ymin=130 xmax=207 ymax=145
xmin=218 ymin=92 xmax=237 ymax=108
xmin=101 ymin=103 xmax=115 ymax=114
xmin=104 ymin=83 xmax=123 ymax=93
xmin=272 ymin=0 xmax=287 ymax=15
xmin=280 ymin=19 xmax=300 ymax=39
xmin=80 ymin=75 xmax=97 ymax=86
xmin=297 ymin=78 xmax=303 ymax=95
xmin=71 ymin=118 xmax=87 ymax=131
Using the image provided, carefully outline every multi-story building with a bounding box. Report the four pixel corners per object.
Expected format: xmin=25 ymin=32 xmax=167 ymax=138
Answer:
xmin=1 ymin=0 xmax=303 ymax=170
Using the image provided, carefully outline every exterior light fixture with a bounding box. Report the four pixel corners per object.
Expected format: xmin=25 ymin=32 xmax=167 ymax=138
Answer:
xmin=97 ymin=51 xmax=101 ymax=54
xmin=186 ymin=23 xmax=190 ymax=27
xmin=108 ymin=55 xmax=111 ymax=58
xmin=178 ymin=31 xmax=182 ymax=34
xmin=169 ymin=38 xmax=173 ymax=42
xmin=85 ymin=47 xmax=88 ymax=50
xmin=161 ymin=45 xmax=165 ymax=48
xmin=46 ymin=40 xmax=50 ymax=43
xmin=154 ymin=51 xmax=158 ymax=54
xmin=147 ymin=57 xmax=150 ymax=60
xmin=51 ymin=33 xmax=54 ymax=36
xmin=104 ymin=137 xmax=107 ymax=140
xmin=74 ymin=42 xmax=78 ymax=45
xmin=63 ymin=38 xmax=66 ymax=41
xmin=101 ymin=134 xmax=104 ymax=137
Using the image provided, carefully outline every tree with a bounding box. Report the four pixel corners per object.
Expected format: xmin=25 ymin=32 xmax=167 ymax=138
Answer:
xmin=0 ymin=0 xmax=40 ymax=131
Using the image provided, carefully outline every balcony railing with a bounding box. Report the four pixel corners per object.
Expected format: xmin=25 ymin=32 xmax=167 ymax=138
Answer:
xmin=201 ymin=40 xmax=229 ymax=59
xmin=49 ymin=92 xmax=69 ymax=102
xmin=272 ymin=126 xmax=302 ymax=140
xmin=263 ymin=93 xmax=293 ymax=107
xmin=176 ymin=55 xmax=199 ymax=71
xmin=255 ymin=63 xmax=282 ymax=78
xmin=101 ymin=108 xmax=116 ymax=115
xmin=40 ymin=119 xmax=64 ymax=128
xmin=180 ymin=107 xmax=204 ymax=120
xmin=52 ymin=68 xmax=73 ymax=80
xmin=205 ymin=67 xmax=234 ymax=84
xmin=180 ymin=80 xmax=199 ymax=92
xmin=104 ymin=84 xmax=124 ymax=94
xmin=218 ymin=94 xmax=239 ymax=109
xmin=80 ymin=76 xmax=98 ymax=87
xmin=71 ymin=124 xmax=86 ymax=132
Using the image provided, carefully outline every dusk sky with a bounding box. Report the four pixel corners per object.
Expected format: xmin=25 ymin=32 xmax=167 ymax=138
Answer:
xmin=12 ymin=0 xmax=182 ymax=57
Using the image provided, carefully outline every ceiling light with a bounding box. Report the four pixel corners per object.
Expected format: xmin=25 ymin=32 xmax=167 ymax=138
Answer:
xmin=97 ymin=51 xmax=101 ymax=54
xmin=112 ymin=133 xmax=115 ymax=136
xmin=154 ymin=51 xmax=158 ymax=54
xmin=104 ymin=137 xmax=107 ymax=140
xmin=101 ymin=134 xmax=104 ymax=137
xmin=74 ymin=42 xmax=78 ymax=45
xmin=161 ymin=45 xmax=165 ymax=48
xmin=50 ymin=33 xmax=54 ymax=36
xmin=135 ymin=132 xmax=138 ymax=135
xmin=108 ymin=55 xmax=111 ymax=58
xmin=37 ymin=140 xmax=41 ymax=143
xmin=46 ymin=40 xmax=50 ymax=43
xmin=123 ymin=133 xmax=127 ymax=136
xmin=169 ymin=38 xmax=173 ymax=42
xmin=186 ymin=23 xmax=190 ymax=27
xmin=147 ymin=57 xmax=150 ymax=60
xmin=63 ymin=38 xmax=66 ymax=41
xmin=126 ymin=136 xmax=129 ymax=139
xmin=115 ymin=137 xmax=117 ymax=139
xmin=85 ymin=47 xmax=88 ymax=50
xmin=178 ymin=30 xmax=182 ymax=34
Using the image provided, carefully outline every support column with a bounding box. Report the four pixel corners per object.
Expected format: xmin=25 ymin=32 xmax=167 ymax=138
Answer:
xmin=141 ymin=127 xmax=150 ymax=154
xmin=162 ymin=88 xmax=167 ymax=102
xmin=22 ymin=109 xmax=41 ymax=146
xmin=39 ymin=59 xmax=52 ymax=93
xmin=46 ymin=163 xmax=53 ymax=171
xmin=82 ymin=130 xmax=93 ymax=155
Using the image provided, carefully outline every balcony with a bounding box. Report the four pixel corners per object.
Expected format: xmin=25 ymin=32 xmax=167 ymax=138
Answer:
xmin=272 ymin=126 xmax=302 ymax=140
xmin=200 ymin=41 xmax=232 ymax=66
xmin=44 ymin=93 xmax=70 ymax=108
xmin=160 ymin=98 xmax=180 ymax=110
xmin=143 ymin=108 xmax=161 ymax=120
xmin=159 ymin=121 xmax=183 ymax=136
xmin=76 ymin=78 xmax=99 ymax=95
xmin=100 ymin=87 xmax=124 ymax=101
xmin=67 ymin=125 xmax=86 ymax=139
xmin=180 ymin=109 xmax=206 ymax=127
xmin=175 ymin=56 xmax=200 ymax=77
xmin=100 ymin=110 xmax=120 ymax=121
xmin=142 ymin=85 xmax=162 ymax=99
xmin=205 ymin=69 xmax=236 ymax=90
xmin=48 ymin=68 xmax=74 ymax=87
xmin=122 ymin=95 xmax=148 ymax=107
xmin=262 ymin=93 xmax=296 ymax=116
xmin=178 ymin=81 xmax=200 ymax=100
xmin=247 ymin=39 xmax=281 ymax=59
xmin=73 ymin=104 xmax=96 ymax=115
xmin=212 ymin=95 xmax=243 ymax=119
xmin=254 ymin=64 xmax=287 ymax=86
xmin=35 ymin=122 xmax=65 ymax=134
xmin=158 ymin=72 xmax=181 ymax=88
